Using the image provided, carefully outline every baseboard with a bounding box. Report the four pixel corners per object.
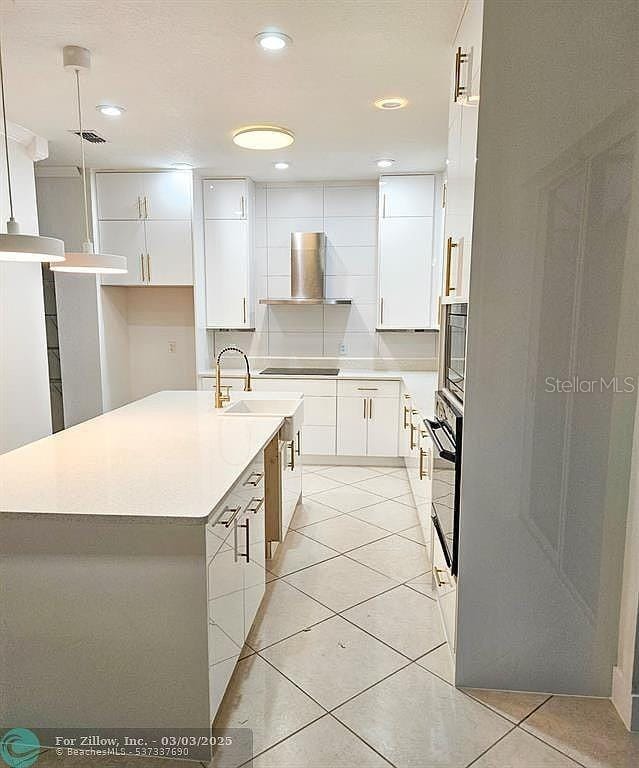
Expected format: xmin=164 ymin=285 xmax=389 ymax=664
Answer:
xmin=612 ymin=664 xmax=639 ymax=731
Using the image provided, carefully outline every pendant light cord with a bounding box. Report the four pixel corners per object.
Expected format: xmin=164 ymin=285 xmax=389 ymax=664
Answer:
xmin=0 ymin=32 xmax=15 ymax=221
xmin=75 ymin=67 xmax=91 ymax=245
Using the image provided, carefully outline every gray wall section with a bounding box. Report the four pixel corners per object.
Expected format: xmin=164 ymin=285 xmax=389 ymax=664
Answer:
xmin=457 ymin=0 xmax=639 ymax=696
xmin=35 ymin=173 xmax=103 ymax=427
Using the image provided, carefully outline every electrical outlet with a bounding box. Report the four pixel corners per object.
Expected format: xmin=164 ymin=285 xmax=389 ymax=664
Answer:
xmin=339 ymin=342 xmax=347 ymax=355
xmin=168 ymin=341 xmax=177 ymax=353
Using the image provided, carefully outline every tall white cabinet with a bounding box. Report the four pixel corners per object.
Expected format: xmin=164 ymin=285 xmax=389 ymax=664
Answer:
xmin=203 ymin=178 xmax=255 ymax=329
xmin=377 ymin=174 xmax=438 ymax=329
xmin=96 ymin=171 xmax=193 ymax=286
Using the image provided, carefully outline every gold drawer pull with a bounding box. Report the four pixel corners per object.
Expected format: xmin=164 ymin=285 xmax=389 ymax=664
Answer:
xmin=243 ymin=471 xmax=263 ymax=487
xmin=403 ymin=405 xmax=410 ymax=429
xmin=434 ymin=567 xmax=448 ymax=587
xmin=216 ymin=504 xmax=242 ymax=528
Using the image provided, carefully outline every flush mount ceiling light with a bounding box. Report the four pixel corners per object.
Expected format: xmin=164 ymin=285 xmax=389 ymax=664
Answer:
xmin=172 ymin=162 xmax=193 ymax=170
xmin=0 ymin=34 xmax=64 ymax=263
xmin=51 ymin=46 xmax=126 ymax=276
xmin=255 ymin=31 xmax=292 ymax=51
xmin=274 ymin=161 xmax=290 ymax=170
xmin=374 ymin=96 xmax=408 ymax=110
xmin=233 ymin=125 xmax=294 ymax=150
xmin=376 ymin=158 xmax=395 ymax=168
xmin=96 ymin=104 xmax=124 ymax=117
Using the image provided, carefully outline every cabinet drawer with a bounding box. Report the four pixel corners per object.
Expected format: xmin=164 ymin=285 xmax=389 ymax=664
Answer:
xmin=304 ymin=396 xmax=336 ymax=426
xmin=253 ymin=378 xmax=337 ymax=397
xmin=338 ymin=379 xmax=400 ymax=398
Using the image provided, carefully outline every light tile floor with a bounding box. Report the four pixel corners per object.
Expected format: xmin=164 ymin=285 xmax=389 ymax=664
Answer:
xmin=34 ymin=464 xmax=639 ymax=768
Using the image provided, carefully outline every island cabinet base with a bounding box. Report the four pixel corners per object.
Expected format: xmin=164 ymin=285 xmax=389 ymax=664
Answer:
xmin=1 ymin=449 xmax=270 ymax=764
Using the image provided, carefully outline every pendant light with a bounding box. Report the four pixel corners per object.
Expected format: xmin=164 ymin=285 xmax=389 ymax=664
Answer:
xmin=51 ymin=46 xmax=126 ymax=275
xmin=0 ymin=34 xmax=64 ymax=263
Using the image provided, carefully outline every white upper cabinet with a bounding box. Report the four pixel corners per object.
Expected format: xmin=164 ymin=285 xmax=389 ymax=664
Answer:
xmin=379 ymin=175 xmax=435 ymax=218
xmin=204 ymin=179 xmax=254 ymax=329
xmin=144 ymin=220 xmax=193 ymax=285
xmin=96 ymin=171 xmax=192 ymax=220
xmin=203 ymin=179 xmax=247 ymax=219
xmin=99 ymin=220 xmax=146 ymax=286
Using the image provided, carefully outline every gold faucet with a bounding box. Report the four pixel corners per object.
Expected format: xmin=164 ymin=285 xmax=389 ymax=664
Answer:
xmin=215 ymin=346 xmax=252 ymax=408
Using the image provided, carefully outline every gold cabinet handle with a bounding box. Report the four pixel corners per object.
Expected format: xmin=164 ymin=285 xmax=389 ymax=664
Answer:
xmin=137 ymin=196 xmax=142 ymax=218
xmin=216 ymin=504 xmax=242 ymax=528
xmin=380 ymin=296 xmax=384 ymax=325
xmin=144 ymin=195 xmax=149 ymax=218
xmin=454 ymin=46 xmax=468 ymax=102
xmin=240 ymin=195 xmax=245 ymax=218
xmin=363 ymin=397 xmax=367 ymax=420
xmin=410 ymin=422 xmax=417 ymax=449
xmin=245 ymin=496 xmax=264 ymax=514
xmin=382 ymin=193 xmax=387 ymax=218
xmin=403 ymin=405 xmax=410 ymax=429
xmin=445 ymin=237 xmax=458 ymax=296
xmin=296 ymin=430 xmax=301 ymax=456
xmin=289 ymin=439 xmax=295 ymax=470
xmin=434 ymin=566 xmax=449 ymax=587
xmin=146 ymin=254 xmax=151 ymax=283
xmin=419 ymin=446 xmax=431 ymax=480
xmin=242 ymin=297 xmax=247 ymax=324
xmin=369 ymin=398 xmax=373 ymax=419
xmin=140 ymin=253 xmax=145 ymax=282
xmin=243 ymin=471 xmax=263 ymax=487
xmin=442 ymin=182 xmax=447 ymax=208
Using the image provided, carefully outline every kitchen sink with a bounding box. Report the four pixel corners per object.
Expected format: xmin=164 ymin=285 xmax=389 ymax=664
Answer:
xmin=222 ymin=393 xmax=303 ymax=442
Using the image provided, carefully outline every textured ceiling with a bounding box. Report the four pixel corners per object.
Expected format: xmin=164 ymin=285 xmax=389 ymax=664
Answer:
xmin=1 ymin=0 xmax=464 ymax=180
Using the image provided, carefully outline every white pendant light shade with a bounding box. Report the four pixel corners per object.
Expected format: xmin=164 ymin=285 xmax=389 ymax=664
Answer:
xmin=50 ymin=241 xmax=126 ymax=274
xmin=0 ymin=35 xmax=66 ymax=263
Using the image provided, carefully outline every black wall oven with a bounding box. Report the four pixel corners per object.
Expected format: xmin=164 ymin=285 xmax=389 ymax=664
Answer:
xmin=425 ymin=391 xmax=463 ymax=576
xmin=442 ymin=302 xmax=467 ymax=406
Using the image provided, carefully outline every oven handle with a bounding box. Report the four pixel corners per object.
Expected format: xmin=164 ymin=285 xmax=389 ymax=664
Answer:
xmin=424 ymin=419 xmax=456 ymax=463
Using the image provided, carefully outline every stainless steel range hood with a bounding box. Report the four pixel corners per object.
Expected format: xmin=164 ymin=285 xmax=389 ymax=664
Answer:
xmin=259 ymin=232 xmax=352 ymax=305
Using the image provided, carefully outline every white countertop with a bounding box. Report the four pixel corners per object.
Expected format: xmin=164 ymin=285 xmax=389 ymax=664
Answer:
xmin=199 ymin=368 xmax=439 ymax=419
xmin=0 ymin=391 xmax=283 ymax=521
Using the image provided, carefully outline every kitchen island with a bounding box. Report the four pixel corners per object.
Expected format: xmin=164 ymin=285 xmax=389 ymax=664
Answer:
xmin=0 ymin=391 xmax=291 ymax=761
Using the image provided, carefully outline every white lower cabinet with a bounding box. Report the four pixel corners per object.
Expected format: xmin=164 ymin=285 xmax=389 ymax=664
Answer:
xmin=337 ymin=394 xmax=399 ymax=457
xmin=432 ymin=518 xmax=457 ymax=655
xmin=336 ymin=396 xmax=368 ymax=456
xmin=206 ymin=452 xmax=265 ymax=721
xmin=367 ymin=396 xmax=400 ymax=457
xmin=281 ymin=432 xmax=302 ymax=536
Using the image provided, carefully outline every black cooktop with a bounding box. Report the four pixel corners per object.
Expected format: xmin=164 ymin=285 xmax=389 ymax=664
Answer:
xmin=260 ymin=367 xmax=340 ymax=376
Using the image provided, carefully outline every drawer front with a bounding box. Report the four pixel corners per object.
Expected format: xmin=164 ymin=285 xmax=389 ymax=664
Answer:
xmin=252 ymin=377 xmax=337 ymax=397
xmin=338 ymin=379 xmax=400 ymax=398
xmin=304 ymin=396 xmax=336 ymax=426
xmin=302 ymin=425 xmax=336 ymax=455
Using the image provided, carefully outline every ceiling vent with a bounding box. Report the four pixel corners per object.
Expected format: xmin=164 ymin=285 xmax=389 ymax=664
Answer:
xmin=69 ymin=130 xmax=107 ymax=143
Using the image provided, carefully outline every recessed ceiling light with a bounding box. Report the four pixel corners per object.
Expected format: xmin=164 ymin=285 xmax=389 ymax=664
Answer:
xmin=374 ymin=96 xmax=408 ymax=110
xmin=255 ymin=31 xmax=292 ymax=51
xmin=96 ymin=104 xmax=125 ymax=117
xmin=172 ymin=163 xmax=193 ymax=170
xmin=233 ymin=125 xmax=294 ymax=150
xmin=274 ymin=161 xmax=290 ymax=170
xmin=376 ymin=159 xmax=395 ymax=168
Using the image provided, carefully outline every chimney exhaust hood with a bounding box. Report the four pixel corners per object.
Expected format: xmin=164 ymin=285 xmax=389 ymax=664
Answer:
xmin=259 ymin=232 xmax=352 ymax=305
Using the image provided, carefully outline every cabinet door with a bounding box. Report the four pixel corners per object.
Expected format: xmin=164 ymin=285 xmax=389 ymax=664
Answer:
xmin=281 ymin=438 xmax=302 ymax=536
xmin=205 ymin=219 xmax=249 ymax=328
xmin=143 ymin=171 xmax=192 ymax=220
xmin=379 ymin=217 xmax=433 ymax=328
xmin=99 ymin=220 xmax=146 ymax=285
xmin=96 ymin=172 xmax=146 ymax=220
xmin=367 ymin=396 xmax=399 ymax=457
xmin=203 ymin=179 xmax=247 ymax=219
xmin=207 ymin=527 xmax=244 ymax=719
xmin=337 ymin=397 xmax=368 ymax=456
xmin=145 ymin=220 xmax=193 ymax=285
xmin=242 ymin=504 xmax=266 ymax=636
xmin=380 ymin=175 xmax=434 ymax=218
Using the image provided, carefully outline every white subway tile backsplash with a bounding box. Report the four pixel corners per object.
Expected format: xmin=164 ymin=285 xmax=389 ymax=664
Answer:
xmin=324 ymin=302 xmax=377 ymax=334
xmin=267 ymin=218 xmax=324 ymax=248
xmin=267 ymin=275 xmax=290 ymax=298
xmin=268 ymin=332 xmax=324 ymax=357
xmin=324 ymin=332 xmax=378 ymax=358
xmin=255 ymin=218 xmax=267 ymax=248
xmin=254 ymin=276 xmax=268 ymax=331
xmin=268 ymin=247 xmax=291 ymax=276
xmin=324 ymin=186 xmax=378 ymax=217
xmin=377 ymin=331 xmax=438 ymax=359
xmin=255 ymin=186 xmax=267 ymax=218
xmin=324 ymin=217 xmax=377 ymax=246
xmin=267 ymin=187 xmax=324 ymax=218
xmin=326 ymin=245 xmax=377 ymax=276
xmin=255 ymin=247 xmax=268 ymax=276
xmin=326 ymin=275 xmax=377 ymax=302
xmin=268 ymin=305 xmax=324 ymax=333
xmin=214 ymin=331 xmax=268 ymax=357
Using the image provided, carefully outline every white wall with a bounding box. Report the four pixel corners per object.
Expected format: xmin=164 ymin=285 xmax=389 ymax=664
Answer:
xmin=35 ymin=170 xmax=103 ymax=427
xmin=457 ymin=0 xmax=639 ymax=701
xmin=208 ymin=181 xmax=439 ymax=367
xmin=0 ymin=130 xmax=52 ymax=453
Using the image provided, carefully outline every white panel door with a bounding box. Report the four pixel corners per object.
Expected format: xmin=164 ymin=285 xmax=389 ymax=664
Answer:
xmin=380 ymin=175 xmax=435 ymax=218
xmin=367 ymin=396 xmax=399 ymax=457
xmin=337 ymin=397 xmax=368 ymax=456
xmin=95 ymin=172 xmax=146 ymax=220
xmin=203 ymin=179 xmax=247 ymax=219
xmin=145 ymin=220 xmax=193 ymax=285
xmin=99 ymin=220 xmax=146 ymax=286
xmin=143 ymin=171 xmax=192 ymax=220
xmin=379 ymin=217 xmax=433 ymax=328
xmin=205 ymin=219 xmax=249 ymax=327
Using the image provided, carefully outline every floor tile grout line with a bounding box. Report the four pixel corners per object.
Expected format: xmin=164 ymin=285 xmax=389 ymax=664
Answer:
xmin=256 ymin=651 xmax=332 ymax=714
xmin=328 ymin=657 xmax=414 ymax=716
xmin=326 ymin=712 xmax=398 ymax=768
xmin=283 ymin=571 xmax=401 ymax=615
xmin=461 ymin=724 xmax=519 ymax=768
xmin=294 ymin=523 xmax=395 ymax=554
xmin=517 ymin=693 xmax=553 ymax=725
xmin=516 ymin=697 xmax=590 ymax=768
xmin=252 ymin=611 xmax=338 ymax=655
